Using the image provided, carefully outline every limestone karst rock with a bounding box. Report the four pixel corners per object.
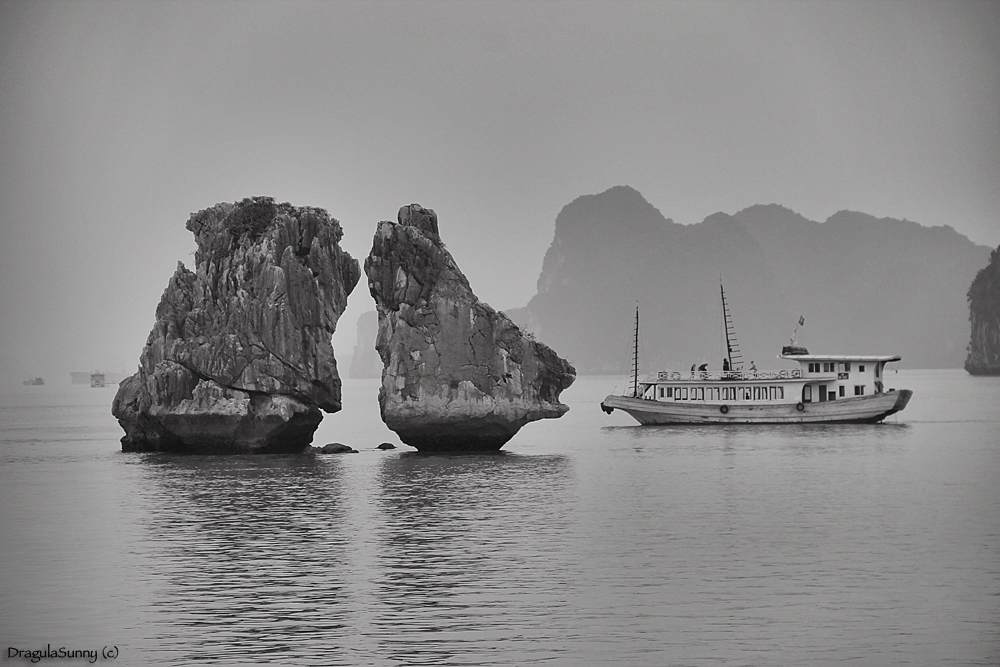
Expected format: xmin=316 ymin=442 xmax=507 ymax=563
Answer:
xmin=966 ymin=245 xmax=1000 ymax=375
xmin=505 ymin=186 xmax=991 ymax=372
xmin=364 ymin=204 xmax=576 ymax=452
xmin=112 ymin=197 xmax=360 ymax=453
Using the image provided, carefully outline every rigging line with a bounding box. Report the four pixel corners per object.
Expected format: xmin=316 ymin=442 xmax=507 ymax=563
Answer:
xmin=632 ymin=303 xmax=640 ymax=398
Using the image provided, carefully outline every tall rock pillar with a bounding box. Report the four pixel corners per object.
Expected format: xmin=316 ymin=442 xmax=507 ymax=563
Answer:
xmin=365 ymin=204 xmax=576 ymax=451
xmin=966 ymin=245 xmax=1000 ymax=375
xmin=112 ymin=197 xmax=360 ymax=453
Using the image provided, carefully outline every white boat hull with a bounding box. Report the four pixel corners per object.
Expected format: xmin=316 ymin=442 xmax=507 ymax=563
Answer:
xmin=601 ymin=390 xmax=912 ymax=424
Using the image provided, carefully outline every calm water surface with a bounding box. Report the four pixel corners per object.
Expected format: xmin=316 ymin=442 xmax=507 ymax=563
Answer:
xmin=1 ymin=370 xmax=998 ymax=665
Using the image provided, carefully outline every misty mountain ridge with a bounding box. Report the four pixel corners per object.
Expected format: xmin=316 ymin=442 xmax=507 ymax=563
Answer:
xmin=506 ymin=186 xmax=989 ymax=374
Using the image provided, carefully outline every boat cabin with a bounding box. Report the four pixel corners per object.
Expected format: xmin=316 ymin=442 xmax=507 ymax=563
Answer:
xmin=778 ymin=350 xmax=900 ymax=404
xmin=633 ymin=348 xmax=900 ymax=406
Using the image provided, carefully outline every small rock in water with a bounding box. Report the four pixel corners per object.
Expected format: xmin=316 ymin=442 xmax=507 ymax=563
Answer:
xmin=321 ymin=442 xmax=357 ymax=454
xmin=377 ymin=442 xmax=396 ymax=450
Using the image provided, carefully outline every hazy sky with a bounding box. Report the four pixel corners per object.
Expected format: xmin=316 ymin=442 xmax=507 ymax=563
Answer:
xmin=1 ymin=0 xmax=998 ymax=384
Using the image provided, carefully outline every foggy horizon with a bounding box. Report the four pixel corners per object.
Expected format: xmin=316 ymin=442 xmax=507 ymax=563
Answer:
xmin=2 ymin=0 xmax=998 ymax=386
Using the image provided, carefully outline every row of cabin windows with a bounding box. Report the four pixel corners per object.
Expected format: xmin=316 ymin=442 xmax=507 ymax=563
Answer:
xmin=656 ymin=385 xmax=785 ymax=401
xmin=807 ymin=362 xmax=866 ymax=373
xmin=805 ymin=385 xmax=867 ymax=402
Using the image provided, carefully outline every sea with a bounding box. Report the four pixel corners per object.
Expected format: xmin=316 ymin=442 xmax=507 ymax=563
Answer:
xmin=1 ymin=369 xmax=998 ymax=666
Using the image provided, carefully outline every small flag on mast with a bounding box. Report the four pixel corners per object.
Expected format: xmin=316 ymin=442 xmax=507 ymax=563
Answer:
xmin=798 ymin=315 xmax=805 ymax=326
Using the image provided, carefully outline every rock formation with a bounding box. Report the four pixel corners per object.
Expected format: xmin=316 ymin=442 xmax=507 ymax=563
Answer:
xmin=112 ymin=197 xmax=360 ymax=453
xmin=966 ymin=245 xmax=1000 ymax=375
xmin=506 ymin=186 xmax=992 ymax=372
xmin=365 ymin=204 xmax=576 ymax=451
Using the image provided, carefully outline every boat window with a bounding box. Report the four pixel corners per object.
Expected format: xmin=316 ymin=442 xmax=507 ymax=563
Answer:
xmin=845 ymin=362 xmax=851 ymax=372
xmin=804 ymin=385 xmax=812 ymax=402
xmin=682 ymin=387 xmax=688 ymax=400
xmin=777 ymin=387 xmax=784 ymax=400
xmin=875 ymin=365 xmax=880 ymax=378
xmin=839 ymin=386 xmax=845 ymax=397
xmin=859 ymin=365 xmax=865 ymax=372
xmin=666 ymin=387 xmax=673 ymax=398
xmin=658 ymin=386 xmax=664 ymax=399
xmin=697 ymin=387 xmax=705 ymax=400
xmin=854 ymin=385 xmax=864 ymax=395
xmin=828 ymin=390 xmax=836 ymax=401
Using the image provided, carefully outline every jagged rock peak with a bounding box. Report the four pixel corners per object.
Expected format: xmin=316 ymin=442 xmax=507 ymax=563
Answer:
xmin=111 ymin=196 xmax=361 ymax=453
xmin=966 ymin=245 xmax=1000 ymax=375
xmin=554 ymin=185 xmax=676 ymax=239
xmin=398 ymin=203 xmax=440 ymax=238
xmin=365 ymin=204 xmax=576 ymax=452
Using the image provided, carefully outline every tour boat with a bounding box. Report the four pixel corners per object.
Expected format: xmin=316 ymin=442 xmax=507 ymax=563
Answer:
xmin=600 ymin=286 xmax=912 ymax=424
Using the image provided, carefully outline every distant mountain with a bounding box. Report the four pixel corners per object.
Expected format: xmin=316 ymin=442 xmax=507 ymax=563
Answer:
xmin=506 ymin=186 xmax=991 ymax=373
xmin=348 ymin=310 xmax=382 ymax=379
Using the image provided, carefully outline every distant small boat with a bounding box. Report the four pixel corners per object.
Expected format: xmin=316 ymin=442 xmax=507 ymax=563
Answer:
xmin=600 ymin=284 xmax=912 ymax=424
xmin=90 ymin=372 xmax=106 ymax=388
xmin=71 ymin=371 xmax=123 ymax=385
xmin=22 ymin=377 xmax=44 ymax=386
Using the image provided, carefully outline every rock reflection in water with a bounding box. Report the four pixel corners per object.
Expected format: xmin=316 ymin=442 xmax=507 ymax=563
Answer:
xmin=373 ymin=453 xmax=576 ymax=665
xmin=135 ymin=455 xmax=355 ymax=665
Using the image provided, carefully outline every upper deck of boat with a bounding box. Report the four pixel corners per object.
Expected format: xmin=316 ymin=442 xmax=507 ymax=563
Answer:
xmin=778 ymin=353 xmax=902 ymax=363
xmin=645 ymin=369 xmax=805 ymax=384
xmin=642 ymin=352 xmax=902 ymax=386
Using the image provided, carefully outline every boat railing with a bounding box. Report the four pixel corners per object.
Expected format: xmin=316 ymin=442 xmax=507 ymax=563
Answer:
xmin=652 ymin=369 xmax=802 ymax=382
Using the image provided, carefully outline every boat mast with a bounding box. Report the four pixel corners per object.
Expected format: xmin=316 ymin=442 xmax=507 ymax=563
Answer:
xmin=720 ymin=283 xmax=744 ymax=371
xmin=632 ymin=304 xmax=640 ymax=397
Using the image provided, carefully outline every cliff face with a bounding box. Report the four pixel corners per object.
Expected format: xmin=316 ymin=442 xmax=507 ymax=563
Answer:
xmin=365 ymin=204 xmax=575 ymax=451
xmin=508 ymin=186 xmax=991 ymax=373
xmin=966 ymin=245 xmax=1000 ymax=375
xmin=112 ymin=197 xmax=360 ymax=453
